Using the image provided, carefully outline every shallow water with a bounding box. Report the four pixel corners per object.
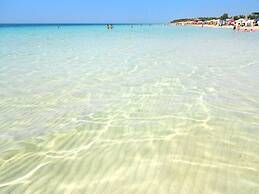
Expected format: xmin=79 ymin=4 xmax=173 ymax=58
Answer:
xmin=0 ymin=24 xmax=259 ymax=194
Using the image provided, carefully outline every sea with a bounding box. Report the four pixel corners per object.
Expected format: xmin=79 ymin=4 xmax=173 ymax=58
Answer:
xmin=0 ymin=24 xmax=259 ymax=194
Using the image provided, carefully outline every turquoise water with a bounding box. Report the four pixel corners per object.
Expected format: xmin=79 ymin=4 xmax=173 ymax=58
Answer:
xmin=0 ymin=25 xmax=259 ymax=194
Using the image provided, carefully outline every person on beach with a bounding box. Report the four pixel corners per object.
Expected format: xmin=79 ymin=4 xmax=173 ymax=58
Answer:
xmin=237 ymin=24 xmax=241 ymax=31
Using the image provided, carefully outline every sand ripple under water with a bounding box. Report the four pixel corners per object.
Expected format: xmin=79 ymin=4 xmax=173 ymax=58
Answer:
xmin=0 ymin=25 xmax=259 ymax=194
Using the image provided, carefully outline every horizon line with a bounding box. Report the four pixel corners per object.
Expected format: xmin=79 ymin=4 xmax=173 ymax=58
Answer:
xmin=0 ymin=22 xmax=166 ymax=25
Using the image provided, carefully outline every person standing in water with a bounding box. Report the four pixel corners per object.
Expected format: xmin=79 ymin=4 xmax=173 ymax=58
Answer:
xmin=106 ymin=24 xmax=113 ymax=30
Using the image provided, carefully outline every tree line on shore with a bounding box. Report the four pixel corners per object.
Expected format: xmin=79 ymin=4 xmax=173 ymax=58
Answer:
xmin=171 ymin=12 xmax=259 ymax=23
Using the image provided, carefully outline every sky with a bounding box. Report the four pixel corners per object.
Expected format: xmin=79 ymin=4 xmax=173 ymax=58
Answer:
xmin=0 ymin=0 xmax=259 ymax=23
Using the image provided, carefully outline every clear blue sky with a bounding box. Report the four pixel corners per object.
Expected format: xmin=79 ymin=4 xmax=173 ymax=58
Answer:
xmin=1 ymin=0 xmax=259 ymax=23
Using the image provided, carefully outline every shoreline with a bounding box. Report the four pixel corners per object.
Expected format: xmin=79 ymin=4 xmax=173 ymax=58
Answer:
xmin=172 ymin=23 xmax=259 ymax=31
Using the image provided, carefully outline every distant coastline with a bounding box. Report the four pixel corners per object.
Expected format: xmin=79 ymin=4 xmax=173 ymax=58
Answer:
xmin=171 ymin=12 xmax=259 ymax=31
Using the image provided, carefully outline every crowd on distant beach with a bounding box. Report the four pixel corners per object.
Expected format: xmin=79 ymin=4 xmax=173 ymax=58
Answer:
xmin=172 ymin=12 xmax=259 ymax=32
